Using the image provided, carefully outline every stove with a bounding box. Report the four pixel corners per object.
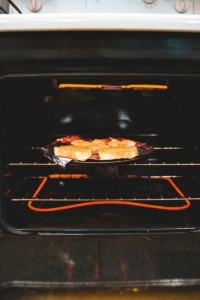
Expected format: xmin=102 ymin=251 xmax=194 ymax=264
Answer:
xmin=1 ymin=1 xmax=200 ymax=299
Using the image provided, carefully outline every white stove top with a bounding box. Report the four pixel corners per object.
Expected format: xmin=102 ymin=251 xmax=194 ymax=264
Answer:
xmin=1 ymin=0 xmax=200 ymax=32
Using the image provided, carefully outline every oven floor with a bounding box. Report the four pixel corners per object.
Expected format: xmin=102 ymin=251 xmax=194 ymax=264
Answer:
xmin=1 ymin=234 xmax=200 ymax=298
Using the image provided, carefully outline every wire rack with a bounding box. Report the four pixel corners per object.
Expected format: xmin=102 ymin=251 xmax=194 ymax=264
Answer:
xmin=9 ymin=147 xmax=200 ymax=166
xmin=11 ymin=175 xmax=197 ymax=202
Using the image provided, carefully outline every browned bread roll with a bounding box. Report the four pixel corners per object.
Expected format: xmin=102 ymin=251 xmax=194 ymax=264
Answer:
xmin=54 ymin=145 xmax=92 ymax=161
xmin=108 ymin=139 xmax=136 ymax=147
xmin=71 ymin=138 xmax=109 ymax=154
xmin=98 ymin=146 xmax=138 ymax=160
xmin=87 ymin=144 xmax=110 ymax=154
xmin=71 ymin=139 xmax=92 ymax=147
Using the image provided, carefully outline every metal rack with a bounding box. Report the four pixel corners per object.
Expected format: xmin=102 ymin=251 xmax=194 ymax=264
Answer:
xmin=11 ymin=175 xmax=198 ymax=202
xmin=9 ymin=147 xmax=200 ymax=166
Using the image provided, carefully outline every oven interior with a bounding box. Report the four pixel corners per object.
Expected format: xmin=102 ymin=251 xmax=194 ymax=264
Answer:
xmin=1 ymin=76 xmax=200 ymax=234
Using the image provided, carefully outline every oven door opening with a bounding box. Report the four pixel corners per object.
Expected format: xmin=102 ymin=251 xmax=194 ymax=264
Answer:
xmin=1 ymin=76 xmax=200 ymax=234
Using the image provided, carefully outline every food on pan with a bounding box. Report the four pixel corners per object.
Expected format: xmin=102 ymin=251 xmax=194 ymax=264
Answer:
xmin=87 ymin=144 xmax=110 ymax=154
xmin=54 ymin=138 xmax=139 ymax=161
xmin=54 ymin=145 xmax=92 ymax=161
xmin=108 ymin=139 xmax=136 ymax=147
xmin=91 ymin=139 xmax=109 ymax=145
xmin=71 ymin=138 xmax=110 ymax=154
xmin=71 ymin=139 xmax=92 ymax=147
xmin=42 ymin=136 xmax=152 ymax=168
xmin=98 ymin=146 xmax=138 ymax=160
xmin=107 ymin=140 xmax=121 ymax=147
xmin=119 ymin=139 xmax=136 ymax=147
xmin=87 ymin=139 xmax=109 ymax=153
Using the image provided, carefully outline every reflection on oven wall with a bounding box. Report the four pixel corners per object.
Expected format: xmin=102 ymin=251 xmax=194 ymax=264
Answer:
xmin=37 ymin=85 xmax=179 ymax=135
xmin=2 ymin=77 xmax=200 ymax=147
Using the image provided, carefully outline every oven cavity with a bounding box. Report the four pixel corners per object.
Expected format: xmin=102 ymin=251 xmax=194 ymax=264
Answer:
xmin=1 ymin=76 xmax=200 ymax=234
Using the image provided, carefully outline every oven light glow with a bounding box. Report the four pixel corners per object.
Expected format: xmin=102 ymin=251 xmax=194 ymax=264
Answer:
xmin=58 ymin=84 xmax=168 ymax=90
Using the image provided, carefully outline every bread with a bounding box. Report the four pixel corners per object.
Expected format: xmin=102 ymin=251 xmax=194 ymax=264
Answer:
xmin=98 ymin=146 xmax=138 ymax=160
xmin=120 ymin=139 xmax=136 ymax=147
xmin=71 ymin=138 xmax=109 ymax=154
xmin=54 ymin=138 xmax=138 ymax=161
xmin=82 ymin=139 xmax=109 ymax=154
xmin=92 ymin=139 xmax=108 ymax=145
xmin=71 ymin=139 xmax=92 ymax=147
xmin=87 ymin=144 xmax=110 ymax=154
xmin=107 ymin=140 xmax=121 ymax=147
xmin=108 ymin=139 xmax=136 ymax=147
xmin=54 ymin=145 xmax=92 ymax=161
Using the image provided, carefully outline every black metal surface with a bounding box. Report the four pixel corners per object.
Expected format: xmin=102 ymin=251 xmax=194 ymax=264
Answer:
xmin=1 ymin=31 xmax=200 ymax=76
xmin=1 ymin=234 xmax=200 ymax=286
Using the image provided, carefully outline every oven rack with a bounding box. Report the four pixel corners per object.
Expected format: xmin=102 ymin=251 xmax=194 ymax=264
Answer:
xmin=11 ymin=175 xmax=199 ymax=203
xmin=8 ymin=147 xmax=200 ymax=166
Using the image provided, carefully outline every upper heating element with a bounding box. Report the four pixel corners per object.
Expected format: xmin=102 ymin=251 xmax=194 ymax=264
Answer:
xmin=9 ymin=0 xmax=195 ymax=14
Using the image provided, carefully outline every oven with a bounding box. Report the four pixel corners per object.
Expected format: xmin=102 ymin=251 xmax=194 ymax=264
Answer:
xmin=1 ymin=1 xmax=200 ymax=299
xmin=2 ymin=68 xmax=200 ymax=235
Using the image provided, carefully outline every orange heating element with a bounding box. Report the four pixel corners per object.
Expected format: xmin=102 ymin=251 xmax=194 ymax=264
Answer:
xmin=28 ymin=176 xmax=190 ymax=212
xmin=58 ymin=84 xmax=168 ymax=90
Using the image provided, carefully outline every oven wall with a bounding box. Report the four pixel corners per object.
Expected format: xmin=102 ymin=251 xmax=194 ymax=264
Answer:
xmin=1 ymin=76 xmax=200 ymax=145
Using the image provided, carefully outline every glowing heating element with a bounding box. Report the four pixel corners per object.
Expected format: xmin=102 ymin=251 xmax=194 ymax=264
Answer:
xmin=122 ymin=84 xmax=168 ymax=90
xmin=58 ymin=84 xmax=168 ymax=90
xmin=58 ymin=84 xmax=103 ymax=89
